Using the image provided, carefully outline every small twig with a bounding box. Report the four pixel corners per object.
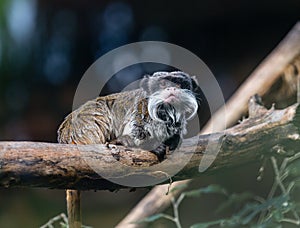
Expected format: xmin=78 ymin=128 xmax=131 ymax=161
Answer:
xmin=287 ymin=181 xmax=295 ymax=194
xmin=40 ymin=213 xmax=68 ymax=228
xmin=171 ymin=197 xmax=183 ymax=228
xmin=253 ymin=196 xmax=266 ymax=204
xmin=271 ymin=156 xmax=300 ymax=222
xmin=259 ymin=153 xmax=300 ymax=224
xmin=271 ymin=157 xmax=287 ymax=194
xmin=280 ymin=218 xmax=300 ymax=225
xmin=158 ymin=214 xmax=177 ymax=223
xmin=166 ymin=177 xmax=173 ymax=195
xmin=297 ymin=68 xmax=300 ymax=104
xmin=285 ymin=151 xmax=300 ymax=163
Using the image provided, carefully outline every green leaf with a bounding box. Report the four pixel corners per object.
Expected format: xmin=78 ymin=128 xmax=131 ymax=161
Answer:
xmin=184 ymin=185 xmax=227 ymax=198
xmin=217 ymin=192 xmax=254 ymax=213
xmin=286 ymin=160 xmax=300 ymax=177
xmin=291 ymin=179 xmax=300 ymax=190
xmin=135 ymin=213 xmax=170 ymax=223
xmin=272 ymin=210 xmax=284 ymax=222
xmin=60 ymin=222 xmax=68 ymax=228
xmin=237 ymin=203 xmax=261 ymax=224
xmin=251 ymin=221 xmax=281 ymax=228
xmin=190 ymin=219 xmax=225 ymax=228
xmin=237 ymin=195 xmax=288 ymax=225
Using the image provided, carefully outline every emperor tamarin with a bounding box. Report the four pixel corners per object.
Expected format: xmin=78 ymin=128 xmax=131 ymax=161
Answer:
xmin=58 ymin=71 xmax=200 ymax=160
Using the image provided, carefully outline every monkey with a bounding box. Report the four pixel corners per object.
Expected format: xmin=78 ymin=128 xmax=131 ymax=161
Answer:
xmin=58 ymin=71 xmax=200 ymax=160
xmin=57 ymin=71 xmax=201 ymax=227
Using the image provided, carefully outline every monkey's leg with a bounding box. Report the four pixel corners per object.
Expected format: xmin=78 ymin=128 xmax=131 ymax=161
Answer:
xmin=66 ymin=189 xmax=81 ymax=228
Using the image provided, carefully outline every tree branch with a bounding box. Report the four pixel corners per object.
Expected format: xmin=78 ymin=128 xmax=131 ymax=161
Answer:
xmin=0 ymin=97 xmax=299 ymax=191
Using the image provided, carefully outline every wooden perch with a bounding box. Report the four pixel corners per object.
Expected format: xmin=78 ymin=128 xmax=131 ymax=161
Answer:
xmin=0 ymin=96 xmax=299 ymax=190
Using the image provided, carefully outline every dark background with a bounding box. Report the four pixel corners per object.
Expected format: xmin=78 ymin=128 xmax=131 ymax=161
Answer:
xmin=0 ymin=0 xmax=299 ymax=227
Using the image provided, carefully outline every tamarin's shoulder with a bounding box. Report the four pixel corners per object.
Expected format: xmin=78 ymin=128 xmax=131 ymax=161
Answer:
xmin=96 ymin=89 xmax=145 ymax=101
xmin=95 ymin=89 xmax=146 ymax=108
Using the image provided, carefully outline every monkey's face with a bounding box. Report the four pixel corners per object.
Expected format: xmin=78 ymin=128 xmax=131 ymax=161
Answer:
xmin=160 ymin=86 xmax=182 ymax=103
xmin=143 ymin=71 xmax=199 ymax=123
xmin=155 ymin=79 xmax=189 ymax=104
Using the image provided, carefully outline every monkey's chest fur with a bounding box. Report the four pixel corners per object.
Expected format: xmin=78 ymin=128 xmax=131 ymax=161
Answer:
xmin=111 ymin=90 xmax=184 ymax=152
xmin=58 ymin=89 xmax=185 ymax=156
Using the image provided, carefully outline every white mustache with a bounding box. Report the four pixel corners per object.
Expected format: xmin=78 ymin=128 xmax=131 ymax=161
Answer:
xmin=147 ymin=89 xmax=198 ymax=123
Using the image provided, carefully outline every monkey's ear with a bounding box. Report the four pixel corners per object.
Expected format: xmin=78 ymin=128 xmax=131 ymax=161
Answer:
xmin=191 ymin=75 xmax=203 ymax=106
xmin=190 ymin=75 xmax=211 ymax=128
xmin=140 ymin=75 xmax=151 ymax=92
xmin=191 ymin=76 xmax=201 ymax=94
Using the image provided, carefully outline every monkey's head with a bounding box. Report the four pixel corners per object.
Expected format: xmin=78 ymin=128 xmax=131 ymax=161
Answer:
xmin=140 ymin=71 xmax=199 ymax=124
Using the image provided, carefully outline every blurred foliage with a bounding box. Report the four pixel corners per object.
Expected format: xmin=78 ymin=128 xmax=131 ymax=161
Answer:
xmin=39 ymin=212 xmax=92 ymax=228
xmin=140 ymin=151 xmax=300 ymax=228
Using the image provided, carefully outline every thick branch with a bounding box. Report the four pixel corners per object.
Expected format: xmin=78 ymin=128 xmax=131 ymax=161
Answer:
xmin=1 ymin=98 xmax=299 ymax=190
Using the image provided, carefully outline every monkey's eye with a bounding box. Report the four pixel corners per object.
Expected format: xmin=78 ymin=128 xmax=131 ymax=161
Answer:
xmin=159 ymin=80 xmax=167 ymax=88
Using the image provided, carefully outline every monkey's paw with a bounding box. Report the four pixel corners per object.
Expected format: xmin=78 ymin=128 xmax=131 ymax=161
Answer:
xmin=151 ymin=144 xmax=167 ymax=162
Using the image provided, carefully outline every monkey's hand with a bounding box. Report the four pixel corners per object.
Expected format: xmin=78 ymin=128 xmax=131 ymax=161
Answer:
xmin=164 ymin=134 xmax=181 ymax=151
xmin=112 ymin=136 xmax=167 ymax=162
xmin=151 ymin=134 xmax=181 ymax=161
xmin=151 ymin=144 xmax=167 ymax=162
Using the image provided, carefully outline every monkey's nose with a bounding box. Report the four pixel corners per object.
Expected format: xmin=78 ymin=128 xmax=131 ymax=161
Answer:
xmin=166 ymin=87 xmax=177 ymax=91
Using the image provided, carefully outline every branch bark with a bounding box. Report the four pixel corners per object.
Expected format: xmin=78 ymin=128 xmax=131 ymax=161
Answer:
xmin=0 ymin=97 xmax=299 ymax=191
